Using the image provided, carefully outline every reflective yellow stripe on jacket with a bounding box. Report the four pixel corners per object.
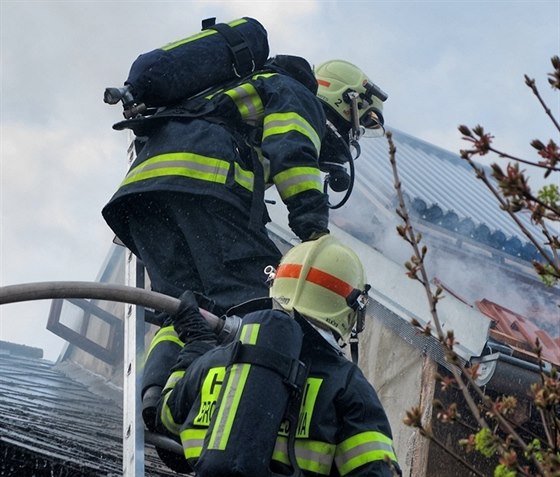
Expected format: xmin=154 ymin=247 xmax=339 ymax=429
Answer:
xmin=273 ymin=436 xmax=336 ymax=475
xmin=160 ymin=369 xmax=186 ymax=435
xmin=263 ymin=112 xmax=321 ymax=155
xmin=273 ymin=166 xmax=323 ymax=201
xmin=335 ymin=431 xmax=397 ymax=476
xmin=181 ymin=428 xmax=207 ymax=460
xmin=145 ymin=325 xmax=184 ymax=362
xmin=120 ymin=152 xmax=255 ymax=192
xmin=224 ymin=81 xmax=264 ymax=124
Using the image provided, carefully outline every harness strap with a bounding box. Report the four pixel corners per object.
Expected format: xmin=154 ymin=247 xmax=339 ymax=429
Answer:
xmin=273 ymin=357 xmax=310 ymax=477
xmin=248 ymin=146 xmax=265 ymax=231
xmin=203 ymin=18 xmax=255 ymax=77
xmin=229 ymin=341 xmax=307 ymax=390
xmin=350 ymin=332 xmax=359 ymax=364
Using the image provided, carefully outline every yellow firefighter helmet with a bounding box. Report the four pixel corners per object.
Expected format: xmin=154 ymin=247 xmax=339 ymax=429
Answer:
xmin=269 ymin=235 xmax=370 ymax=342
xmin=315 ymin=59 xmax=388 ymax=139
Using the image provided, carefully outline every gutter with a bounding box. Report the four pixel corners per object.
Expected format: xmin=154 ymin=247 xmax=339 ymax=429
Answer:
xmin=472 ymin=350 xmax=552 ymax=395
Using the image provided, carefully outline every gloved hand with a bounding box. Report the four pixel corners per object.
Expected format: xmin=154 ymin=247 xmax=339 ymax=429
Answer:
xmin=192 ymin=291 xmax=216 ymax=314
xmin=173 ymin=290 xmax=217 ymax=346
xmin=160 ymin=291 xmax=215 ymax=327
xmin=285 ymin=189 xmax=329 ymax=241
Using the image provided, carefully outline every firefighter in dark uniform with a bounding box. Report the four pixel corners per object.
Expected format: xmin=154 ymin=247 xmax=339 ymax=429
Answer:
xmin=156 ymin=235 xmax=401 ymax=477
xmin=116 ymin=51 xmax=389 ymax=429
xmin=103 ymin=61 xmax=328 ymax=313
xmin=103 ymin=35 xmax=328 ymax=414
xmin=103 ymin=47 xmax=387 ymax=313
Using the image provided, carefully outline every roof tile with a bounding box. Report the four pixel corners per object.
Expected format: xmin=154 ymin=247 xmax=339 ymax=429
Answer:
xmin=476 ymin=299 xmax=560 ymax=366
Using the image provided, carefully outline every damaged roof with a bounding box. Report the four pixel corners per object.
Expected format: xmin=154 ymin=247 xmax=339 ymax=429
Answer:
xmin=476 ymin=299 xmax=560 ymax=367
xmin=352 ymin=128 xmax=559 ymax=365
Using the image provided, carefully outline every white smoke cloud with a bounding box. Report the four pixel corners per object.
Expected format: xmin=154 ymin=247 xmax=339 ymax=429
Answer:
xmin=330 ymin=167 xmax=559 ymax=339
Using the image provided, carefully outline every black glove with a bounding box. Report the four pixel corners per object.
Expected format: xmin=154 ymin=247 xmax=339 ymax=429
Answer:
xmin=192 ymin=291 xmax=216 ymax=314
xmin=159 ymin=291 xmax=215 ymax=327
xmin=173 ymin=290 xmax=217 ymax=345
xmin=286 ymin=190 xmax=329 ymax=241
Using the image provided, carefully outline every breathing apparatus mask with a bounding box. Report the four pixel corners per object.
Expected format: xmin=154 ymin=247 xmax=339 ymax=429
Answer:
xmin=344 ymin=80 xmax=387 ymax=141
xmin=319 ymin=123 xmax=354 ymax=189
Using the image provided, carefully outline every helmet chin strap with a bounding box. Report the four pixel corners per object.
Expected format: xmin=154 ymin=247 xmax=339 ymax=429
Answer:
xmin=346 ymin=91 xmax=364 ymax=141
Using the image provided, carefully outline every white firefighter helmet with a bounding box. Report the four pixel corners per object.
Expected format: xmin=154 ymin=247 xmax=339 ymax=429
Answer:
xmin=269 ymin=235 xmax=370 ymax=342
xmin=315 ymin=59 xmax=388 ymax=140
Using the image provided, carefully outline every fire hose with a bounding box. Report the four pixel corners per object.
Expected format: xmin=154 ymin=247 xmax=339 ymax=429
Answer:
xmin=0 ymin=281 xmax=242 ymax=455
xmin=0 ymin=281 xmax=246 ymax=337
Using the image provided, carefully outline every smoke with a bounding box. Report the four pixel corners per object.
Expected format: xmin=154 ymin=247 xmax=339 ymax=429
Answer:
xmin=331 ymin=191 xmax=560 ymax=338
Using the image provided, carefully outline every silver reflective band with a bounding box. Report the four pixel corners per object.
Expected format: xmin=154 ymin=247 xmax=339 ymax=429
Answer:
xmin=347 ymin=92 xmax=363 ymax=141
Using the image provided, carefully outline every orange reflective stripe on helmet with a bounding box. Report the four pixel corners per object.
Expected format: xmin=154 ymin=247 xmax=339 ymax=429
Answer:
xmin=269 ymin=235 xmax=367 ymax=341
xmin=275 ymin=263 xmax=302 ymax=279
xmin=276 ymin=263 xmax=354 ymax=299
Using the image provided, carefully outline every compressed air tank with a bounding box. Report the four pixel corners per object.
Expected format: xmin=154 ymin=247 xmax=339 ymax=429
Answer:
xmin=195 ymin=309 xmax=303 ymax=476
xmin=125 ymin=17 xmax=269 ymax=107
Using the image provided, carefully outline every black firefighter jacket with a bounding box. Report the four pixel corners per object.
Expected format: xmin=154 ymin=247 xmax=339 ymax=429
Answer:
xmin=157 ymin=309 xmax=400 ymax=477
xmin=103 ymin=71 xmax=329 ymax=241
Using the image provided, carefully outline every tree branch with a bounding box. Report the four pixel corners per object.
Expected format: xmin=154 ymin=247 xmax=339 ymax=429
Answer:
xmin=462 ymin=157 xmax=559 ymax=276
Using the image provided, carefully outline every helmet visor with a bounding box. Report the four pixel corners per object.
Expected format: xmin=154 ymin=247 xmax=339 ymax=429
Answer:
xmin=360 ymin=109 xmax=385 ymax=138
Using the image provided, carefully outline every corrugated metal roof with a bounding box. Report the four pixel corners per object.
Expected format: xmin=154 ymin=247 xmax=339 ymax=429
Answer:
xmin=354 ymin=128 xmax=549 ymax=259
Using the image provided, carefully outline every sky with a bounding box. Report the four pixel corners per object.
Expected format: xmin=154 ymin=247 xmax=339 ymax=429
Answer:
xmin=1 ymin=0 xmax=559 ymax=362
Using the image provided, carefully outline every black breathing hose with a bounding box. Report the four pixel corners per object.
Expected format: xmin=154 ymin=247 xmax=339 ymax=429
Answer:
xmin=326 ymin=151 xmax=356 ymax=210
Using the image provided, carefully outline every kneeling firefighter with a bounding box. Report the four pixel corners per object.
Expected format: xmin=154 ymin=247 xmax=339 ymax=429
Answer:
xmin=155 ymin=235 xmax=401 ymax=477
